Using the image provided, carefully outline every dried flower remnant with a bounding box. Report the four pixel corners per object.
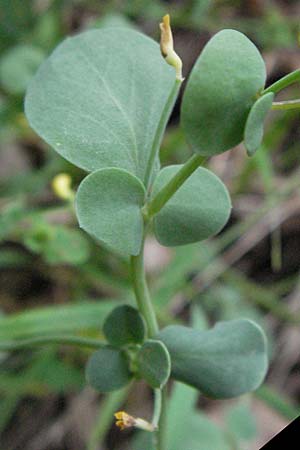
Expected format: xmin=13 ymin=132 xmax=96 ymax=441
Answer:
xmin=114 ymin=411 xmax=156 ymax=432
xmin=160 ymin=14 xmax=183 ymax=81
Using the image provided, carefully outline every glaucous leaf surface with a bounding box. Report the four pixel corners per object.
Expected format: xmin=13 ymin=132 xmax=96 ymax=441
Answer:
xmin=157 ymin=319 xmax=268 ymax=398
xmin=137 ymin=339 xmax=171 ymax=388
xmin=86 ymin=347 xmax=132 ymax=392
xmin=103 ymin=305 xmax=146 ymax=347
xmin=244 ymin=92 xmax=274 ymax=156
xmin=76 ymin=168 xmax=145 ymax=256
xmin=181 ymin=29 xmax=266 ymax=156
xmin=0 ymin=45 xmax=45 ymax=95
xmin=152 ymin=165 xmax=231 ymax=246
xmin=25 ymin=28 xmax=174 ymax=182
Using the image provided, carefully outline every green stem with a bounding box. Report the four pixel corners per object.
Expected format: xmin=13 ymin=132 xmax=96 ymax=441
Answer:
xmin=130 ymin=243 xmax=159 ymax=337
xmin=152 ymin=389 xmax=162 ymax=428
xmin=263 ymin=69 xmax=300 ymax=95
xmin=144 ymin=79 xmax=182 ymax=190
xmin=87 ymin=387 xmax=129 ymax=450
xmin=145 ymin=154 xmax=205 ymax=217
xmin=272 ymin=99 xmax=300 ymax=110
xmin=157 ymin=388 xmax=168 ymax=450
xmin=0 ymin=335 xmax=105 ymax=351
xmin=131 ymin=235 xmax=168 ymax=449
xmin=152 ymin=389 xmax=168 ymax=450
xmin=130 ymin=79 xmax=187 ymax=448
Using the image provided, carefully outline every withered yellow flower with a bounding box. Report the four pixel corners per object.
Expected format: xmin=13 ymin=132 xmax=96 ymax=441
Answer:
xmin=114 ymin=411 xmax=156 ymax=432
xmin=159 ymin=14 xmax=183 ymax=81
xmin=114 ymin=411 xmax=135 ymax=430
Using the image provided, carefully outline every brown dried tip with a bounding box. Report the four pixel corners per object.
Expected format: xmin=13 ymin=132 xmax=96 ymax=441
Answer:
xmin=159 ymin=14 xmax=183 ymax=81
xmin=160 ymin=14 xmax=173 ymax=57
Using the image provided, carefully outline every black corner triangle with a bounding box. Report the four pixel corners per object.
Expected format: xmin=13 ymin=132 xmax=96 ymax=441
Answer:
xmin=260 ymin=415 xmax=300 ymax=449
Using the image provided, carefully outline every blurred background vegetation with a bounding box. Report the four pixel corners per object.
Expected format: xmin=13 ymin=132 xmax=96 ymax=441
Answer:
xmin=0 ymin=0 xmax=299 ymax=449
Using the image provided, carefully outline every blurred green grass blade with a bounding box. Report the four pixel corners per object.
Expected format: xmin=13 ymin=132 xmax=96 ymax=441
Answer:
xmin=0 ymin=351 xmax=84 ymax=395
xmin=153 ymin=244 xmax=205 ymax=307
xmin=0 ymin=301 xmax=117 ymax=340
xmin=0 ymin=395 xmax=19 ymax=435
xmin=0 ymin=335 xmax=104 ymax=351
xmin=87 ymin=387 xmax=130 ymax=450
xmin=254 ymin=147 xmax=282 ymax=272
xmin=255 ymin=384 xmax=300 ymax=420
xmin=223 ymin=269 xmax=300 ymax=324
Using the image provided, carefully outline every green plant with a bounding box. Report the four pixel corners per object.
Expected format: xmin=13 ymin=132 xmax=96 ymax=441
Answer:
xmin=2 ymin=12 xmax=299 ymax=450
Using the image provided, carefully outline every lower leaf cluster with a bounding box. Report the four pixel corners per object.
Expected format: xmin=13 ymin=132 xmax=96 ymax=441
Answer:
xmin=86 ymin=305 xmax=268 ymax=398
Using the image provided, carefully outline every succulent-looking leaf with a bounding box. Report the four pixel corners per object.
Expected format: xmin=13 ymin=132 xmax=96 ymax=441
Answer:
xmin=103 ymin=305 xmax=146 ymax=347
xmin=86 ymin=347 xmax=132 ymax=392
xmin=152 ymin=165 xmax=231 ymax=246
xmin=137 ymin=339 xmax=171 ymax=388
xmin=75 ymin=168 xmax=145 ymax=256
xmin=244 ymin=92 xmax=274 ymax=156
xmin=157 ymin=319 xmax=268 ymax=398
xmin=25 ymin=28 xmax=174 ymax=182
xmin=0 ymin=45 xmax=45 ymax=95
xmin=181 ymin=29 xmax=266 ymax=156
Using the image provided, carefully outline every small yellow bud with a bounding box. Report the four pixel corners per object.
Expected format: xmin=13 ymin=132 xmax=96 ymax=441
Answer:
xmin=52 ymin=173 xmax=74 ymax=201
xmin=114 ymin=411 xmax=156 ymax=432
xmin=160 ymin=14 xmax=183 ymax=81
xmin=160 ymin=14 xmax=173 ymax=58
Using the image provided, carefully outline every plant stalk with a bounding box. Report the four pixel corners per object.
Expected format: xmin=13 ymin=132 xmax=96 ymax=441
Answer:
xmin=144 ymin=78 xmax=182 ymax=190
xmin=131 ymin=73 xmax=195 ymax=450
xmin=272 ymin=99 xmax=300 ymax=110
xmin=130 ymin=243 xmax=159 ymax=338
xmin=134 ymin=152 xmax=207 ymax=449
xmin=145 ymin=153 xmax=205 ymax=218
xmin=262 ymin=69 xmax=300 ymax=95
xmin=152 ymin=389 xmax=163 ymax=428
xmin=131 ymin=235 xmax=168 ymax=449
xmin=156 ymin=388 xmax=168 ymax=450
